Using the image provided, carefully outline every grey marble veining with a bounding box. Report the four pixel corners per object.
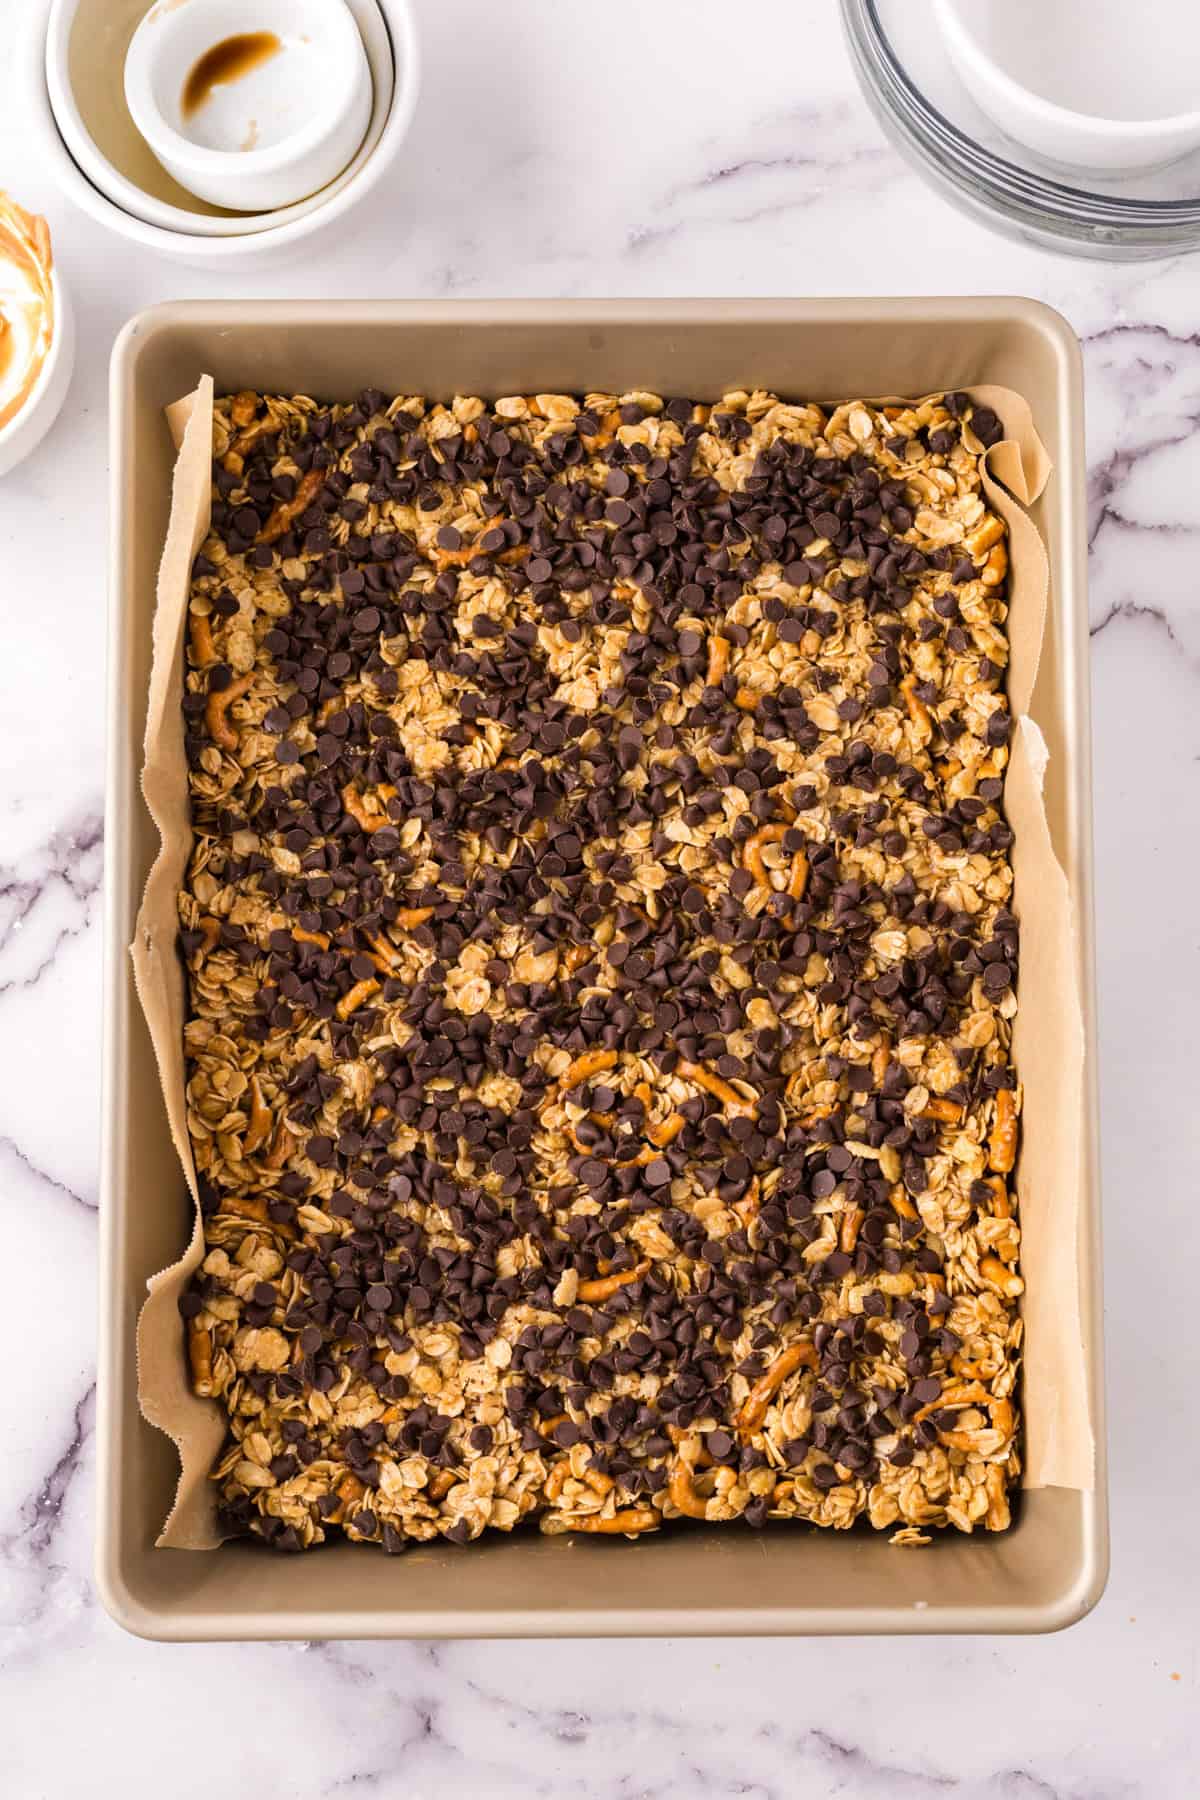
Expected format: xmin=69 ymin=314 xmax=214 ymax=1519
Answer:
xmin=0 ymin=1 xmax=1196 ymax=1794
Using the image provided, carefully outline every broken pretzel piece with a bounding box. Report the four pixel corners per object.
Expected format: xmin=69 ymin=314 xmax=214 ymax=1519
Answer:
xmin=667 ymin=1455 xmax=712 ymax=1521
xmin=677 ymin=1058 xmax=757 ymax=1120
xmin=215 ymin=1192 xmax=295 ymax=1239
xmin=889 ymin=1184 xmax=920 ymax=1223
xmin=920 ymin=1097 xmax=963 ymax=1125
xmin=242 ymin=1076 xmax=272 ymax=1155
xmin=982 ymin=1173 xmax=1012 ymax=1221
xmin=222 ymin=396 xmax=281 ymax=473
xmin=979 ymin=1252 xmax=1024 ymax=1298
xmin=258 ymin=467 xmax=326 ymax=545
xmin=742 ymin=821 xmax=789 ymax=892
xmin=333 ymin=1472 xmax=367 ymax=1524
xmin=581 ymin=407 xmax=622 ymax=452
xmin=734 ymin=1339 xmax=818 ymax=1436
xmin=705 ymin=633 xmax=730 ymax=687
xmin=646 ymin=1111 xmax=686 ymax=1149
xmin=263 ymin=1122 xmax=293 ymax=1171
xmin=188 ymin=612 xmax=216 ymax=668
xmin=342 ymin=783 xmax=397 ymax=834
xmin=839 ymin=1206 xmax=864 ymax=1253
xmin=899 ymin=672 xmax=933 ymax=744
xmin=195 ymin=915 xmax=222 ymax=956
xmin=205 ymin=674 xmax=254 ymax=752
xmin=432 ymin=518 xmax=528 ymax=569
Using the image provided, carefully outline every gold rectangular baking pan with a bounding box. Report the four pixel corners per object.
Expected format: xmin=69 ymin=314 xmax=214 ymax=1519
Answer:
xmin=101 ymin=299 xmax=1106 ymax=1638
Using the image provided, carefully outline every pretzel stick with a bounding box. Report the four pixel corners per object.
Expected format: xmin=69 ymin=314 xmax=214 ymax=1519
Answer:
xmin=292 ymin=927 xmax=331 ymax=951
xmin=364 ymin=930 xmax=401 ymax=974
xmin=561 ymin=1049 xmax=618 ymax=1087
xmin=988 ymin=1087 xmax=1018 ymax=1172
xmin=576 ymin=1260 xmax=650 ymax=1303
xmin=337 ymin=978 xmax=380 ymax=1019
xmin=566 ymin=1508 xmax=658 ymax=1535
xmin=187 ymin=1320 xmax=215 ymax=1396
xmin=979 ymin=1252 xmax=1024 ymax=1297
xmin=706 ymin=634 xmax=730 ymax=686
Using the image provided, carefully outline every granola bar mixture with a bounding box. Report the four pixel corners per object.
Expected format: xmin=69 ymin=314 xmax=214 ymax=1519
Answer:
xmin=179 ymin=384 xmax=1024 ymax=1553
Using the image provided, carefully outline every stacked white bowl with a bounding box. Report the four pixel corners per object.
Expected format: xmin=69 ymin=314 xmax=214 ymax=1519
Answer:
xmin=32 ymin=0 xmax=419 ymax=267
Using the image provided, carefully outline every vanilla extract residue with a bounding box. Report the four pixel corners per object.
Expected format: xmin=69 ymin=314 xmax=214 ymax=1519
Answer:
xmin=181 ymin=32 xmax=283 ymax=120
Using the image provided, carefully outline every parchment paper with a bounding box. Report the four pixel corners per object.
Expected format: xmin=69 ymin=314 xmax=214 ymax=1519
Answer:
xmin=133 ymin=379 xmax=1093 ymax=1550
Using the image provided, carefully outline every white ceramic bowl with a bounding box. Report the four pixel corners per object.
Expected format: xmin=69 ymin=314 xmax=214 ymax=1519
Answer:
xmin=45 ymin=0 xmax=396 ymax=238
xmin=124 ymin=0 xmax=371 ymax=213
xmin=0 ymin=269 xmax=75 ymax=479
xmin=30 ymin=0 xmax=419 ymax=267
xmin=934 ymin=0 xmax=1200 ymax=176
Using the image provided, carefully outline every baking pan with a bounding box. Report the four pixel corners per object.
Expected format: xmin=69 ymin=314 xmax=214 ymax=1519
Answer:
xmin=101 ymin=299 xmax=1106 ymax=1638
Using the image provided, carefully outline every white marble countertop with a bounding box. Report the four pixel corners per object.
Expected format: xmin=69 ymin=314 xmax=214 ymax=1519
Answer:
xmin=1 ymin=0 xmax=1196 ymax=1793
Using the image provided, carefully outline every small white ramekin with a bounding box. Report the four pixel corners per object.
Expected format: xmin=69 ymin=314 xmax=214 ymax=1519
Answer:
xmin=934 ymin=0 xmax=1200 ymax=175
xmin=0 ymin=267 xmax=75 ymax=479
xmin=124 ymin=0 xmax=372 ymax=213
xmin=29 ymin=0 xmax=420 ymax=268
xmin=45 ymin=0 xmax=396 ymax=238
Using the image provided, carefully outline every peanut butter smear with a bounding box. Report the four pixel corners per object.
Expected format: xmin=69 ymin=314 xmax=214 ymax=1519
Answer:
xmin=0 ymin=195 xmax=55 ymax=435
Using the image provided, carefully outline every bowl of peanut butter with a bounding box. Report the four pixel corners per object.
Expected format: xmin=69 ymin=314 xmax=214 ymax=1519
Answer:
xmin=0 ymin=195 xmax=74 ymax=479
